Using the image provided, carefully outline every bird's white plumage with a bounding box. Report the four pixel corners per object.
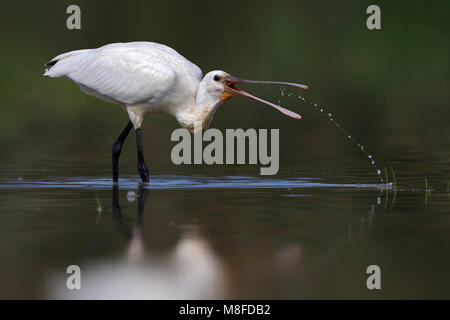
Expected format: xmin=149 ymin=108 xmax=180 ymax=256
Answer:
xmin=45 ymin=41 xmax=306 ymax=132
xmin=45 ymin=42 xmax=204 ymax=124
xmin=44 ymin=41 xmax=308 ymax=182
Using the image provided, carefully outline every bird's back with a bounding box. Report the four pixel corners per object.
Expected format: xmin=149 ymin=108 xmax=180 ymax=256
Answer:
xmin=44 ymin=42 xmax=203 ymax=107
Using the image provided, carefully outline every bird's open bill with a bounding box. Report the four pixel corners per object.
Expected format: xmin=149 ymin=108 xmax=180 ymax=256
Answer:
xmin=221 ymin=74 xmax=308 ymax=119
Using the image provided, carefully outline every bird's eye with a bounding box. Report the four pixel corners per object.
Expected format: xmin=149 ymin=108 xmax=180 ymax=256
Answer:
xmin=213 ymin=75 xmax=221 ymax=81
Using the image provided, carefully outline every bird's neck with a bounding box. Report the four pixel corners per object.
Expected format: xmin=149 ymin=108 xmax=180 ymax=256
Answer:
xmin=176 ymin=87 xmax=222 ymax=133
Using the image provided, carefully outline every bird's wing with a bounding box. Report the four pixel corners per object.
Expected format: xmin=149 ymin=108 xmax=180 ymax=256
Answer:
xmin=44 ymin=42 xmax=202 ymax=105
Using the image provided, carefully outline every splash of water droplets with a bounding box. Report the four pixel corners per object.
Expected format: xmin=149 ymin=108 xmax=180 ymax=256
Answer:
xmin=279 ymin=88 xmax=384 ymax=183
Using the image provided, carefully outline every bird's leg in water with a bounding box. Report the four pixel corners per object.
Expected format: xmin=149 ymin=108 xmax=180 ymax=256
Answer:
xmin=135 ymin=128 xmax=150 ymax=182
xmin=112 ymin=121 xmax=133 ymax=182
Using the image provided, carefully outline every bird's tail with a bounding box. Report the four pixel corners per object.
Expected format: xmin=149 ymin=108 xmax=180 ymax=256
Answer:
xmin=43 ymin=49 xmax=92 ymax=77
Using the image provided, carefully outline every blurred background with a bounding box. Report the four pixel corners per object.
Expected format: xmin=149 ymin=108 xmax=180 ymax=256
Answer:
xmin=0 ymin=0 xmax=449 ymax=299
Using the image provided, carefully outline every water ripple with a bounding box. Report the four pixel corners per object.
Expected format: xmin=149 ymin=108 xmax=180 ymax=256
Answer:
xmin=0 ymin=175 xmax=391 ymax=191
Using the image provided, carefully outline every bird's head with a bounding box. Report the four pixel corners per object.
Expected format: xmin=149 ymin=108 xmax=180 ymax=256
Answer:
xmin=197 ymin=70 xmax=308 ymax=120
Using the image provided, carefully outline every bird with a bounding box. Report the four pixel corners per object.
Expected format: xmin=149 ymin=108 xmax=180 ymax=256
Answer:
xmin=44 ymin=41 xmax=308 ymax=183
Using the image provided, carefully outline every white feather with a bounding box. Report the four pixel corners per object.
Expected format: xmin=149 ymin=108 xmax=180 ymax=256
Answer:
xmin=44 ymin=42 xmax=203 ymax=109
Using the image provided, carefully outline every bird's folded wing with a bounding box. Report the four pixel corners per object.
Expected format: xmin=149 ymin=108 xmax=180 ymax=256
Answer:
xmin=46 ymin=48 xmax=178 ymax=105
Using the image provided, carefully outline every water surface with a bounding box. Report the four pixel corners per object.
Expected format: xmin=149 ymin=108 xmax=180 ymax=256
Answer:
xmin=1 ymin=158 xmax=449 ymax=299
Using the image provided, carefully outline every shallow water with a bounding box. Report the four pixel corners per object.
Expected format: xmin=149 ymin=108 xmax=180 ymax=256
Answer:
xmin=1 ymin=155 xmax=449 ymax=299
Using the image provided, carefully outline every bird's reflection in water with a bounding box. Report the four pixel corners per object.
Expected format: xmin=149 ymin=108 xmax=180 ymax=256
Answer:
xmin=112 ymin=184 xmax=147 ymax=262
xmin=44 ymin=185 xmax=377 ymax=299
xmin=47 ymin=184 xmax=226 ymax=299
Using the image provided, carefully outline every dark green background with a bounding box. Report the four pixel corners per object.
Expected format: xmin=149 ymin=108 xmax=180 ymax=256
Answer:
xmin=1 ymin=1 xmax=449 ymax=183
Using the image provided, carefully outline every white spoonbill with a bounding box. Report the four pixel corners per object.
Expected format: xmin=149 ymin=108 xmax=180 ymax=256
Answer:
xmin=44 ymin=42 xmax=308 ymax=183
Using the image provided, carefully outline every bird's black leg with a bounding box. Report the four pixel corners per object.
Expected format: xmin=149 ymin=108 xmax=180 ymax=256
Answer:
xmin=112 ymin=121 xmax=133 ymax=182
xmin=135 ymin=128 xmax=150 ymax=182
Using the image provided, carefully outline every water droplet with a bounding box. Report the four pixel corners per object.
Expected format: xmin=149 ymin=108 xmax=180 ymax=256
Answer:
xmin=308 ymin=99 xmax=380 ymax=182
xmin=127 ymin=191 xmax=136 ymax=202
